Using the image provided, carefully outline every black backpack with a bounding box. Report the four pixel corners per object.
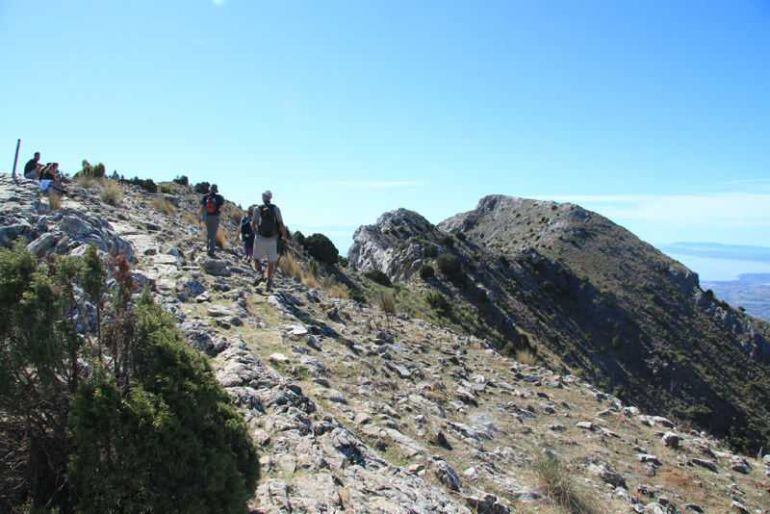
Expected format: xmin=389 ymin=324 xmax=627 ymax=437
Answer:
xmin=257 ymin=204 xmax=278 ymax=237
xmin=240 ymin=216 xmax=254 ymax=240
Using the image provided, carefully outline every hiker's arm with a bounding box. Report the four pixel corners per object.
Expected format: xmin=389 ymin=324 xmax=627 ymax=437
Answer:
xmin=277 ymin=208 xmax=289 ymax=239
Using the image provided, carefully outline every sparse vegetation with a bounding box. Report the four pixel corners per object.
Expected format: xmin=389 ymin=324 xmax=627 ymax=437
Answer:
xmin=76 ymin=159 xmax=106 ymax=179
xmin=534 ymin=454 xmax=598 ymax=514
xmin=122 ymin=176 xmax=158 ymax=193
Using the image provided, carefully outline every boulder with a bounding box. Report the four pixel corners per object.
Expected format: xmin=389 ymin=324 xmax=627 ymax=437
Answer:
xmin=202 ymin=258 xmax=230 ymax=276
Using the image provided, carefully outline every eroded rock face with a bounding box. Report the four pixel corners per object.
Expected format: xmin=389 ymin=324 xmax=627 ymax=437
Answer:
xmin=348 ymin=208 xmax=441 ymax=281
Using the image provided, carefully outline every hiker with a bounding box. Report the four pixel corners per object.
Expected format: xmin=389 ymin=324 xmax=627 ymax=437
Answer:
xmin=200 ymin=184 xmax=224 ymax=257
xmin=38 ymin=163 xmax=66 ymax=195
xmin=251 ymin=190 xmax=288 ymax=291
xmin=240 ymin=206 xmax=255 ymax=261
xmin=23 ymin=152 xmax=42 ymax=179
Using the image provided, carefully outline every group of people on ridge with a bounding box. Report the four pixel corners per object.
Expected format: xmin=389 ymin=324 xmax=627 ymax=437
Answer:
xmin=23 ymin=151 xmax=64 ymax=194
xmin=200 ymin=185 xmax=287 ymax=291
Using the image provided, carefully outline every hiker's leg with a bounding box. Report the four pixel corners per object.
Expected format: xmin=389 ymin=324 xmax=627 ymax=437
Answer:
xmin=206 ymin=215 xmax=219 ymax=254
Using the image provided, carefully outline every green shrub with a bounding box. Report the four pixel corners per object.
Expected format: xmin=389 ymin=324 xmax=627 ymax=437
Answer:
xmin=173 ymin=175 xmax=189 ymax=186
xmin=193 ymin=181 xmax=211 ymax=194
xmin=304 ymin=233 xmax=339 ymax=266
xmin=365 ymin=269 xmax=392 ymax=287
xmin=293 ymin=230 xmax=306 ymax=247
xmin=0 ymin=246 xmax=258 ymax=513
xmin=423 ymin=245 xmax=438 ymax=258
xmin=419 ymin=264 xmax=435 ymax=280
xmin=121 ymin=176 xmax=158 ymax=193
xmin=440 ymin=235 xmax=454 ymax=247
xmin=436 ymin=254 xmax=465 ymax=286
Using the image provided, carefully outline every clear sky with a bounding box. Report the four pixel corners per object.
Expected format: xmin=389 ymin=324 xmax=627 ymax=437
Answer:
xmin=2 ymin=0 xmax=769 ymax=274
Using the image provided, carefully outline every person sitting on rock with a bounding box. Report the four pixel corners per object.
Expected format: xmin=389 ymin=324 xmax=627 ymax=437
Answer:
xmin=241 ymin=206 xmax=255 ymax=262
xmin=23 ymin=152 xmax=42 ymax=179
xmin=200 ymin=184 xmax=224 ymax=257
xmin=251 ymin=190 xmax=288 ymax=291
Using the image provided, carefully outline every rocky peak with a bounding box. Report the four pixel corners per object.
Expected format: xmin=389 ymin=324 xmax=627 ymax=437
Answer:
xmin=348 ymin=208 xmax=442 ymax=281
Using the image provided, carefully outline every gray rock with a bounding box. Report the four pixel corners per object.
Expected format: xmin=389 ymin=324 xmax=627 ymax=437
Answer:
xmin=433 ymin=459 xmax=461 ymax=491
xmin=26 ymin=232 xmax=57 ymax=256
xmin=661 ymin=432 xmax=681 ymax=448
xmin=690 ymin=458 xmax=718 ymax=472
xmin=201 ymin=258 xmax=231 ymax=276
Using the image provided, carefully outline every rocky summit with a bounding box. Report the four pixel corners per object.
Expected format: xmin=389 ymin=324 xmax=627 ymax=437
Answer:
xmin=2 ymin=174 xmax=770 ymax=513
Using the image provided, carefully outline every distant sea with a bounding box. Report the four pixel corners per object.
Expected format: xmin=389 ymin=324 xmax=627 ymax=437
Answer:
xmin=662 ymin=243 xmax=770 ymax=321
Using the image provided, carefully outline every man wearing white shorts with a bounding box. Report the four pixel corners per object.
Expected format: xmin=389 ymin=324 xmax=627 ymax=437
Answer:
xmin=252 ymin=190 xmax=288 ymax=291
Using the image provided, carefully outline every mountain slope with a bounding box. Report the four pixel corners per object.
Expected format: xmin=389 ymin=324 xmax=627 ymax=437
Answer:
xmin=3 ymin=175 xmax=769 ymax=512
xmin=350 ymin=196 xmax=770 ymax=453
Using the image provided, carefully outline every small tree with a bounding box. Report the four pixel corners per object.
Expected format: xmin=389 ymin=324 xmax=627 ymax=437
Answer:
xmin=437 ymin=254 xmax=465 ymax=286
xmin=173 ymin=175 xmax=189 ymax=186
xmin=193 ymin=181 xmax=211 ymax=194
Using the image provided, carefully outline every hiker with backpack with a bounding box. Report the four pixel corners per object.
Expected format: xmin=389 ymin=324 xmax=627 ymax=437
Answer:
xmin=240 ymin=206 xmax=255 ymax=262
xmin=200 ymin=184 xmax=224 ymax=257
xmin=251 ymin=190 xmax=288 ymax=291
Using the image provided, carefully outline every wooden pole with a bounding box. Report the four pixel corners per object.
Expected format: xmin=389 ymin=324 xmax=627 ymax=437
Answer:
xmin=11 ymin=139 xmax=21 ymax=181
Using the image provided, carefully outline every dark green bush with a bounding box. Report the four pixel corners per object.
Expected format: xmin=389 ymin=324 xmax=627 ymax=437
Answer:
xmin=440 ymin=235 xmax=455 ymax=247
xmin=365 ymin=269 xmax=392 ymax=287
xmin=293 ymin=231 xmax=306 ymax=247
xmin=121 ymin=176 xmax=158 ymax=193
xmin=437 ymin=254 xmax=465 ymax=286
xmin=419 ymin=264 xmax=435 ymax=280
xmin=423 ymin=245 xmax=439 ymax=258
xmin=0 ymin=246 xmax=258 ymax=513
xmin=173 ymin=175 xmax=189 ymax=186
xmin=193 ymin=181 xmax=211 ymax=194
xmin=304 ymin=233 xmax=339 ymax=266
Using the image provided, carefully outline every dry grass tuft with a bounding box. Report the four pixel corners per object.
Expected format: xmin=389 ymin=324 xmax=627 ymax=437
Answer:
xmin=516 ymin=348 xmax=537 ymax=366
xmin=279 ymin=253 xmax=348 ymax=298
xmin=100 ymin=181 xmax=123 ymax=206
xmin=279 ymin=253 xmax=304 ymax=281
xmin=150 ymin=196 xmax=176 ymax=216
xmin=48 ymin=192 xmax=62 ymax=211
xmin=378 ymin=291 xmax=396 ymax=326
xmin=324 ymin=279 xmax=350 ymax=299
xmin=534 ymin=454 xmax=598 ymax=514
xmin=75 ymin=174 xmax=100 ymax=189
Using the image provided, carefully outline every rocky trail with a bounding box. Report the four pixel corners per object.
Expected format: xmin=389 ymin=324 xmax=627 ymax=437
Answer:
xmin=1 ymin=174 xmax=769 ymax=513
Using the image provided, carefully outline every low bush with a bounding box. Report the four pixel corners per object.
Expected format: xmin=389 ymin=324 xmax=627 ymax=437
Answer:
xmin=419 ymin=264 xmax=435 ymax=280
xmin=304 ymin=233 xmax=339 ymax=266
xmin=173 ymin=175 xmax=189 ymax=186
xmin=423 ymin=244 xmax=439 ymax=258
xmin=436 ymin=254 xmax=465 ymax=286
xmin=193 ymin=181 xmax=211 ymax=194
xmin=122 ymin=176 xmax=158 ymax=193
xmin=378 ymin=291 xmax=396 ymax=327
xmin=0 ymin=246 xmax=258 ymax=513
xmin=365 ymin=269 xmax=392 ymax=287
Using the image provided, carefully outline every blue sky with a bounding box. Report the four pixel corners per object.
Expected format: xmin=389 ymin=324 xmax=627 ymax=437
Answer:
xmin=2 ymin=0 xmax=769 ymax=278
